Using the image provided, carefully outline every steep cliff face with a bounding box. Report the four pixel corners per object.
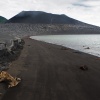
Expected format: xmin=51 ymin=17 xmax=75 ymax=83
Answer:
xmin=0 ymin=16 xmax=7 ymax=23
xmin=6 ymin=11 xmax=87 ymax=25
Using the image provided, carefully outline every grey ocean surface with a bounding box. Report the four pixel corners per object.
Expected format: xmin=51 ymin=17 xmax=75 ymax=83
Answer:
xmin=30 ymin=35 xmax=100 ymax=57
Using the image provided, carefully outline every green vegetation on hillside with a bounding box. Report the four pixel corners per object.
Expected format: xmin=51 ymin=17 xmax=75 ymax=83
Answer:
xmin=0 ymin=16 xmax=7 ymax=23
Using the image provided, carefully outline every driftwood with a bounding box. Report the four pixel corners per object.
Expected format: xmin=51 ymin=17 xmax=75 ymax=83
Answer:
xmin=0 ymin=71 xmax=21 ymax=88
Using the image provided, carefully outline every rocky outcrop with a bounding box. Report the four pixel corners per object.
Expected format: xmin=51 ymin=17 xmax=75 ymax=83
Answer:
xmin=0 ymin=38 xmax=25 ymax=71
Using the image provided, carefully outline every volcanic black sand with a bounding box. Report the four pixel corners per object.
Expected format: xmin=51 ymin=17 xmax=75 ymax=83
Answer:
xmin=1 ymin=37 xmax=100 ymax=100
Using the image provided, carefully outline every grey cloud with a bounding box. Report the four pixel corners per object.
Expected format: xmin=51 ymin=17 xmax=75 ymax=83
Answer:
xmin=72 ymin=3 xmax=91 ymax=7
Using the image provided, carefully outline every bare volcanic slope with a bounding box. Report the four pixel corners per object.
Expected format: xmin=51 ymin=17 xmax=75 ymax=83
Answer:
xmin=6 ymin=11 xmax=89 ymax=25
xmin=0 ymin=16 xmax=7 ymax=23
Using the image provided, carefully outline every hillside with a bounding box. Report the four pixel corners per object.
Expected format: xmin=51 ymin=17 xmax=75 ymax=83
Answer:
xmin=0 ymin=16 xmax=7 ymax=23
xmin=0 ymin=24 xmax=100 ymax=39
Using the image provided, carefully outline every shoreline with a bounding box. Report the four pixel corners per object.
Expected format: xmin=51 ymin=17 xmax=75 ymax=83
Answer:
xmin=30 ymin=36 xmax=100 ymax=58
xmin=1 ymin=37 xmax=100 ymax=100
xmin=30 ymin=34 xmax=100 ymax=58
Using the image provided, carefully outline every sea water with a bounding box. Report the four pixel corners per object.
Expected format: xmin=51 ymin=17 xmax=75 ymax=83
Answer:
xmin=30 ymin=35 xmax=100 ymax=57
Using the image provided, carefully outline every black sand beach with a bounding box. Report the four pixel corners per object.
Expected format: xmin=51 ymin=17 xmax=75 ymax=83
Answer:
xmin=1 ymin=37 xmax=100 ymax=100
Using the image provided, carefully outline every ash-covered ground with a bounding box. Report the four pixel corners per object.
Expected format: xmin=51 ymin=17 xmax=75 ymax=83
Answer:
xmin=0 ymin=23 xmax=100 ymax=41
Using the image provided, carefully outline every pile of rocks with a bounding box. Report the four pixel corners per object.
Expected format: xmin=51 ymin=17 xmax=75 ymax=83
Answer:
xmin=0 ymin=38 xmax=25 ymax=70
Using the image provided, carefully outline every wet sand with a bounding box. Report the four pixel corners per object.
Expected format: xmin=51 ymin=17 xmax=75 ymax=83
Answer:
xmin=1 ymin=37 xmax=100 ymax=100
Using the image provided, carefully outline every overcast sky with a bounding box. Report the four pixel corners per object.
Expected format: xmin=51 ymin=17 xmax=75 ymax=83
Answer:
xmin=0 ymin=0 xmax=100 ymax=26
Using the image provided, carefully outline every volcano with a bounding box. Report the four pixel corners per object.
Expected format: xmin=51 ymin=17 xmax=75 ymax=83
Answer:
xmin=7 ymin=11 xmax=87 ymax=25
